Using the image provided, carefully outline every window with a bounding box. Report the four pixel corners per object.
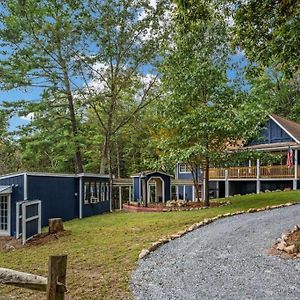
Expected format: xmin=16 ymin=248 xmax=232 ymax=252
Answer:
xmin=179 ymin=164 xmax=189 ymax=173
xmin=101 ymin=183 xmax=105 ymax=201
xmin=84 ymin=181 xmax=102 ymax=204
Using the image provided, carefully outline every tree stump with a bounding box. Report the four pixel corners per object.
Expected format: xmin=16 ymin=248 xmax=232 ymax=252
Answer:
xmin=48 ymin=218 xmax=64 ymax=234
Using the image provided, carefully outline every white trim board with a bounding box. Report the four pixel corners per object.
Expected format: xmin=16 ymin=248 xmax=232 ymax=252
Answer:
xmin=0 ymin=172 xmax=110 ymax=180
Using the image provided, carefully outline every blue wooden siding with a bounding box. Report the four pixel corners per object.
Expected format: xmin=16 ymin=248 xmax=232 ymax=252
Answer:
xmin=27 ymin=175 xmax=78 ymax=227
xmin=133 ymin=172 xmax=172 ymax=202
xmin=144 ymin=172 xmax=171 ymax=202
xmin=178 ymin=185 xmax=193 ymax=200
xmin=133 ymin=177 xmax=140 ymax=201
xmin=0 ymin=174 xmax=25 ymax=236
xmin=249 ymin=119 xmax=294 ymax=145
xmin=176 ymin=164 xmax=202 ymax=181
xmin=81 ymin=177 xmax=110 ymax=218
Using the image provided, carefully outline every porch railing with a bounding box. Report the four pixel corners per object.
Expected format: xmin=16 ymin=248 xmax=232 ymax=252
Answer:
xmin=209 ymin=165 xmax=299 ymax=180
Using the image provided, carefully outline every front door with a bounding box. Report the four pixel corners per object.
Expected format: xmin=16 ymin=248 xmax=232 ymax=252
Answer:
xmin=0 ymin=195 xmax=10 ymax=236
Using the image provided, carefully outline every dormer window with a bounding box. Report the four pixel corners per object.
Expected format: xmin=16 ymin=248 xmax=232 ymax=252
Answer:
xmin=179 ymin=164 xmax=189 ymax=173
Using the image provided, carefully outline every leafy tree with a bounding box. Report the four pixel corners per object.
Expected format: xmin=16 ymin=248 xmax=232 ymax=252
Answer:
xmin=157 ymin=0 xmax=265 ymax=205
xmin=231 ymin=0 xmax=300 ymax=121
xmin=78 ymin=0 xmax=170 ymax=176
xmin=0 ymin=111 xmax=20 ymax=174
xmin=0 ymin=0 xmax=88 ymax=173
xmin=0 ymin=0 xmax=170 ymax=177
xmin=232 ymin=0 xmax=300 ymax=77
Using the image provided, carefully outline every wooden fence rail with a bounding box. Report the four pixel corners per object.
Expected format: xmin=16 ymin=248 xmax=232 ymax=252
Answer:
xmin=0 ymin=255 xmax=67 ymax=300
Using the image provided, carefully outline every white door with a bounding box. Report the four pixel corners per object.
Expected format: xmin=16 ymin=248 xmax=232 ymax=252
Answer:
xmin=0 ymin=195 xmax=10 ymax=236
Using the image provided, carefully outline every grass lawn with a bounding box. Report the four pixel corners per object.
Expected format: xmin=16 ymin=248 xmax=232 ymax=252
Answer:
xmin=1 ymin=191 xmax=300 ymax=299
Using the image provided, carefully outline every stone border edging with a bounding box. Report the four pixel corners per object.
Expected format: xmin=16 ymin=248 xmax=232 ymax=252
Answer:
xmin=138 ymin=202 xmax=300 ymax=259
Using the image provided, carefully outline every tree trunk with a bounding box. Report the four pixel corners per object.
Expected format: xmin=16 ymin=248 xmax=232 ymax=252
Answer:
xmin=48 ymin=218 xmax=64 ymax=234
xmin=202 ymin=159 xmax=210 ymax=207
xmin=100 ymin=138 xmax=108 ymax=174
xmin=56 ymin=33 xmax=84 ymax=174
xmin=0 ymin=268 xmax=47 ymax=292
xmin=116 ymin=138 xmax=121 ymax=178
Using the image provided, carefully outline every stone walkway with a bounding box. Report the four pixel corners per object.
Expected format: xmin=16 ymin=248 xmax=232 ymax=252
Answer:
xmin=131 ymin=205 xmax=300 ymax=300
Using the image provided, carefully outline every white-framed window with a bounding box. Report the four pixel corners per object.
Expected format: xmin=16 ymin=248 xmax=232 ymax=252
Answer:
xmin=84 ymin=181 xmax=102 ymax=204
xmin=84 ymin=183 xmax=89 ymax=204
xmin=101 ymin=183 xmax=105 ymax=201
xmin=96 ymin=182 xmax=100 ymax=200
xmin=106 ymin=183 xmax=109 ymax=201
xmin=179 ymin=164 xmax=189 ymax=173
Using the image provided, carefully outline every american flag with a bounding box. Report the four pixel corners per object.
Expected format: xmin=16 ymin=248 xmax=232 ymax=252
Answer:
xmin=287 ymin=146 xmax=294 ymax=168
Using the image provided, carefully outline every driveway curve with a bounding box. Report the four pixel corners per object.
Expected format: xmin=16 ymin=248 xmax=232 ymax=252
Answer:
xmin=131 ymin=205 xmax=300 ymax=300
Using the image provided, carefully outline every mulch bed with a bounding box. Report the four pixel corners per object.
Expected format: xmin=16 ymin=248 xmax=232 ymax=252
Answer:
xmin=123 ymin=201 xmax=229 ymax=212
xmin=0 ymin=230 xmax=70 ymax=252
xmin=147 ymin=201 xmax=222 ymax=208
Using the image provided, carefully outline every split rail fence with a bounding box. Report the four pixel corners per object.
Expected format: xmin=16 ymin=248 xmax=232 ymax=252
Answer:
xmin=0 ymin=255 xmax=67 ymax=300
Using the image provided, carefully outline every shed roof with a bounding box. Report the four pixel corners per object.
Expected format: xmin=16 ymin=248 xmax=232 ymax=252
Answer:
xmin=131 ymin=170 xmax=173 ymax=178
xmin=0 ymin=172 xmax=109 ymax=180
xmin=0 ymin=185 xmax=12 ymax=194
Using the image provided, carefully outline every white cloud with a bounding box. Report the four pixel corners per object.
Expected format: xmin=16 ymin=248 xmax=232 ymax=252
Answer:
xmin=20 ymin=112 xmax=34 ymax=121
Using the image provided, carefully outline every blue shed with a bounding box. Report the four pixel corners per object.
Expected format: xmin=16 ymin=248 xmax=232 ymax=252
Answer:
xmin=131 ymin=171 xmax=172 ymax=206
xmin=0 ymin=172 xmax=111 ymax=237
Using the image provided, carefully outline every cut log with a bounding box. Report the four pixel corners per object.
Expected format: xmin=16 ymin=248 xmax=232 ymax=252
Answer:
xmin=48 ymin=218 xmax=64 ymax=234
xmin=0 ymin=267 xmax=66 ymax=292
xmin=0 ymin=267 xmax=47 ymax=291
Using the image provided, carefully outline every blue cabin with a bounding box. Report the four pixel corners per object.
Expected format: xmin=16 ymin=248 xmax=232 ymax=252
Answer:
xmin=131 ymin=171 xmax=172 ymax=206
xmin=0 ymin=172 xmax=111 ymax=237
xmin=175 ymin=114 xmax=300 ymax=200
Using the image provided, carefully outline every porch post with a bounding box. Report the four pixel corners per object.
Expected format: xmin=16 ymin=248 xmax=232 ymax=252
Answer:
xmin=183 ymin=185 xmax=186 ymax=201
xmin=176 ymin=186 xmax=179 ymax=200
xmin=216 ymin=181 xmax=220 ymax=198
xmin=256 ymin=159 xmax=260 ymax=194
xmin=293 ymin=149 xmax=298 ymax=190
xmin=192 ymin=185 xmax=195 ymax=201
xmin=129 ymin=185 xmax=132 ymax=202
xmin=225 ymin=170 xmax=229 ymax=198
xmin=119 ymin=186 xmax=122 ymax=210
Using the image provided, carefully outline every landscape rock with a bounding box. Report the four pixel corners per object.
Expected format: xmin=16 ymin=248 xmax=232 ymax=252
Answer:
xmin=148 ymin=242 xmax=162 ymax=252
xmin=170 ymin=234 xmax=181 ymax=240
xmin=138 ymin=249 xmax=150 ymax=259
xmin=277 ymin=241 xmax=287 ymax=251
xmin=4 ymin=244 xmax=15 ymax=251
xmin=284 ymin=245 xmax=296 ymax=254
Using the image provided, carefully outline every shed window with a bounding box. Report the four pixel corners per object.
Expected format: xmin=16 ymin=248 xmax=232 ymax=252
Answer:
xmin=106 ymin=183 xmax=109 ymax=201
xmin=84 ymin=181 xmax=101 ymax=204
xmin=101 ymin=183 xmax=105 ymax=201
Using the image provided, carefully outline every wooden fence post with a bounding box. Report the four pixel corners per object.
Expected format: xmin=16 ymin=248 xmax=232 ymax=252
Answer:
xmin=46 ymin=255 xmax=67 ymax=300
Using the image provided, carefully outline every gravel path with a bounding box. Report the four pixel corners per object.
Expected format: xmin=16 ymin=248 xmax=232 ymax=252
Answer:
xmin=131 ymin=205 xmax=300 ymax=300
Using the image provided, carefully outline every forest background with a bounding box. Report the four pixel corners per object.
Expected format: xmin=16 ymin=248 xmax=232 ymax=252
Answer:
xmin=0 ymin=0 xmax=298 ymax=186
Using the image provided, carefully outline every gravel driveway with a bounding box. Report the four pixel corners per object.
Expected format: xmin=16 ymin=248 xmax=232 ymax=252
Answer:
xmin=131 ymin=205 xmax=300 ymax=300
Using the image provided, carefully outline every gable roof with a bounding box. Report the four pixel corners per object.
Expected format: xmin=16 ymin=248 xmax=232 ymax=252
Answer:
xmin=131 ymin=170 xmax=173 ymax=178
xmin=0 ymin=186 xmax=12 ymax=194
xmin=270 ymin=114 xmax=300 ymax=144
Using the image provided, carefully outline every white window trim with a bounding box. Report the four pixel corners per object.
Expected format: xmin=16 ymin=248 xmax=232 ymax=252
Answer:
xmin=178 ymin=164 xmax=190 ymax=174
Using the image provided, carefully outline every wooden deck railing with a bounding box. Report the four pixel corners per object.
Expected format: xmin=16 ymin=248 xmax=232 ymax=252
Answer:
xmin=209 ymin=165 xmax=299 ymax=180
